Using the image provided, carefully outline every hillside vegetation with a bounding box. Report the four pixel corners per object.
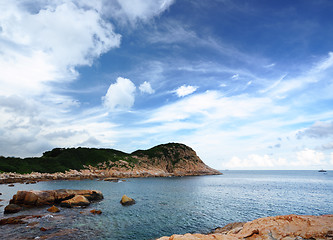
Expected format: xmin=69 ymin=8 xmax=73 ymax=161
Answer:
xmin=0 ymin=143 xmax=192 ymax=174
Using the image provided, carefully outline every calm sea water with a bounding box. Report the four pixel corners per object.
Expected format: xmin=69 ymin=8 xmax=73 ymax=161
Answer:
xmin=0 ymin=170 xmax=332 ymax=240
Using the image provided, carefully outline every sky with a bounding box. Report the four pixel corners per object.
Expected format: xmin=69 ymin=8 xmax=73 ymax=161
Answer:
xmin=1 ymin=0 xmax=333 ymax=170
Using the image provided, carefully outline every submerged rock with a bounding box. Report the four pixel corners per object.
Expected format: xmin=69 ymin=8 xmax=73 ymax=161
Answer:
xmin=90 ymin=209 xmax=102 ymax=214
xmin=104 ymin=177 xmax=119 ymax=182
xmin=60 ymin=195 xmax=90 ymax=208
xmin=120 ymin=195 xmax=135 ymax=206
xmin=4 ymin=204 xmax=22 ymax=214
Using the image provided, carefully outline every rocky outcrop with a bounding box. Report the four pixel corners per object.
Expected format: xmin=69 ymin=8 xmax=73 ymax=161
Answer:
xmin=120 ymin=195 xmax=136 ymax=206
xmin=5 ymin=189 xmax=103 ymax=213
xmin=60 ymin=195 xmax=90 ymax=208
xmin=157 ymin=214 xmax=333 ymax=240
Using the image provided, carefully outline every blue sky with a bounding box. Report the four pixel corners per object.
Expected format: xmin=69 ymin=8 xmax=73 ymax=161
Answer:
xmin=1 ymin=0 xmax=333 ymax=170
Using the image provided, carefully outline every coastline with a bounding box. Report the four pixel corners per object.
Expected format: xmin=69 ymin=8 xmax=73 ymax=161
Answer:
xmin=157 ymin=214 xmax=333 ymax=240
xmin=0 ymin=168 xmax=221 ymax=184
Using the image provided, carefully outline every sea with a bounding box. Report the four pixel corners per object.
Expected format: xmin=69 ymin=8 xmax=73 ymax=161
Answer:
xmin=0 ymin=170 xmax=332 ymax=240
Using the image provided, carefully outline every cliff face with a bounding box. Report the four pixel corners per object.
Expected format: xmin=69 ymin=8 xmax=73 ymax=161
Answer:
xmin=131 ymin=143 xmax=221 ymax=176
xmin=92 ymin=143 xmax=221 ymax=177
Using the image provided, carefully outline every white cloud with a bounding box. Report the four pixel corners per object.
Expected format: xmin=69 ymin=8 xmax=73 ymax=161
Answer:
xmin=110 ymin=0 xmax=175 ymax=25
xmin=331 ymin=153 xmax=333 ymax=165
xmin=295 ymin=149 xmax=325 ymax=166
xmin=175 ymin=85 xmax=198 ymax=97
xmin=146 ymin=91 xmax=274 ymax=123
xmin=231 ymin=74 xmax=239 ymax=80
xmin=0 ymin=1 xmax=121 ymax=96
xmin=103 ymin=77 xmax=136 ymax=111
xmin=223 ymin=155 xmax=288 ymax=169
xmin=297 ymin=121 xmax=333 ymax=139
xmin=139 ymin=81 xmax=155 ymax=94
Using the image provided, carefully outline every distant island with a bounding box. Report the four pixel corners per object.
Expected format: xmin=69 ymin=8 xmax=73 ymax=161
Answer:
xmin=0 ymin=143 xmax=221 ymax=183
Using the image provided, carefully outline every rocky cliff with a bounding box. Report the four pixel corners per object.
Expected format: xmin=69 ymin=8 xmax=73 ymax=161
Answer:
xmin=88 ymin=143 xmax=221 ymax=177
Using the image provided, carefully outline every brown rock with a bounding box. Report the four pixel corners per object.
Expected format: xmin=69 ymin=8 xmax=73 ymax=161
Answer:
xmin=157 ymin=214 xmax=333 ymax=240
xmin=60 ymin=195 xmax=90 ymax=208
xmin=9 ymin=189 xmax=103 ymax=208
xmin=214 ymin=222 xmax=244 ymax=234
xmin=120 ymin=195 xmax=135 ymax=206
xmin=0 ymin=215 xmax=43 ymax=225
xmin=47 ymin=205 xmax=60 ymax=213
xmin=90 ymin=209 xmax=102 ymax=214
xmin=104 ymin=177 xmax=119 ymax=182
xmin=40 ymin=227 xmax=48 ymax=231
xmin=8 ymin=184 xmax=14 ymax=187
xmin=4 ymin=204 xmax=22 ymax=214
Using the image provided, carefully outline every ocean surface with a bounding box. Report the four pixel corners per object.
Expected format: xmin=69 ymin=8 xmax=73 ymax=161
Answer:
xmin=0 ymin=170 xmax=332 ymax=240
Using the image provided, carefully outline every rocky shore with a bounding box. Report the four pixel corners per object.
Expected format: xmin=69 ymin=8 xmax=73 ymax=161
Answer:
xmin=157 ymin=214 xmax=333 ymax=240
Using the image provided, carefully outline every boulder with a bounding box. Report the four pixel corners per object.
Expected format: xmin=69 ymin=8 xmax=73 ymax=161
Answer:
xmin=120 ymin=195 xmax=135 ymax=206
xmin=9 ymin=189 xmax=103 ymax=207
xmin=47 ymin=205 xmax=60 ymax=213
xmin=90 ymin=209 xmax=102 ymax=214
xmin=60 ymin=195 xmax=90 ymax=208
xmin=104 ymin=177 xmax=119 ymax=182
xmin=4 ymin=204 xmax=22 ymax=214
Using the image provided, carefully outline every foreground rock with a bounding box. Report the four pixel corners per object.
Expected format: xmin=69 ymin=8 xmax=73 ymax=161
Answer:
xmin=60 ymin=195 xmax=90 ymax=208
xmin=157 ymin=214 xmax=333 ymax=240
xmin=5 ymin=189 xmax=103 ymax=213
xmin=120 ymin=195 xmax=136 ymax=206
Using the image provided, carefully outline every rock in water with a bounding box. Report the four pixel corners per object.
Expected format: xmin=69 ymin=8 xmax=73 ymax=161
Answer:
xmin=47 ymin=205 xmax=60 ymax=213
xmin=60 ymin=195 xmax=90 ymax=208
xmin=4 ymin=204 xmax=22 ymax=214
xmin=120 ymin=195 xmax=135 ymax=206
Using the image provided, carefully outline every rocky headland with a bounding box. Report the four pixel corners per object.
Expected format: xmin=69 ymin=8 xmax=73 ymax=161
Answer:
xmin=0 ymin=143 xmax=221 ymax=184
xmin=157 ymin=214 xmax=333 ymax=240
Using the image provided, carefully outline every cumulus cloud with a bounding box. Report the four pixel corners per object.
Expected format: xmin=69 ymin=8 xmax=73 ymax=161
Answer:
xmin=295 ymin=149 xmax=325 ymax=166
xmin=223 ymin=149 xmax=327 ymax=170
xmin=0 ymin=1 xmax=121 ymax=96
xmin=297 ymin=121 xmax=333 ymax=139
xmin=224 ymin=155 xmax=288 ymax=169
xmin=175 ymin=85 xmax=198 ymax=97
xmin=139 ymin=81 xmax=155 ymax=94
xmin=103 ymin=77 xmax=136 ymax=111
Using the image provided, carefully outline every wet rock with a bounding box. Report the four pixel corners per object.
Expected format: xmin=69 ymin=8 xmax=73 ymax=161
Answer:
xmin=8 ymin=184 xmax=14 ymax=187
xmin=4 ymin=204 xmax=22 ymax=214
xmin=104 ymin=177 xmax=119 ymax=182
xmin=47 ymin=205 xmax=60 ymax=213
xmin=90 ymin=209 xmax=102 ymax=214
xmin=9 ymin=189 xmax=103 ymax=207
xmin=0 ymin=193 xmax=2 ymax=195
xmin=0 ymin=215 xmax=43 ymax=225
xmin=40 ymin=227 xmax=49 ymax=231
xmin=60 ymin=195 xmax=90 ymax=208
xmin=120 ymin=195 xmax=135 ymax=206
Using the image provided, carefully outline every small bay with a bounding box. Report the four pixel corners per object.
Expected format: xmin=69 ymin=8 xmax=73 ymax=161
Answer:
xmin=0 ymin=170 xmax=332 ymax=240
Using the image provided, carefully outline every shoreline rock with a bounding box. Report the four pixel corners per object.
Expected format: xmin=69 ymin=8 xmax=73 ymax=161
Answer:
xmin=157 ymin=214 xmax=333 ymax=240
xmin=4 ymin=189 xmax=103 ymax=213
